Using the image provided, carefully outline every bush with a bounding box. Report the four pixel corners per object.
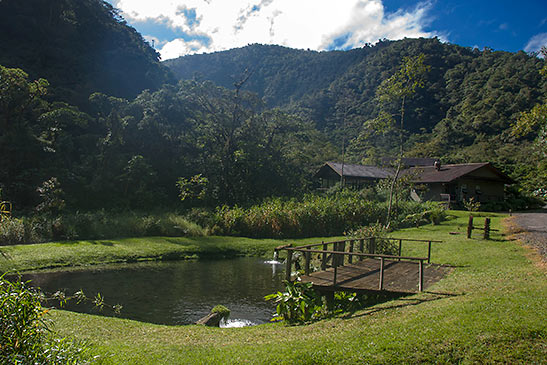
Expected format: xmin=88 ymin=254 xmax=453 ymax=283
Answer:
xmin=265 ymin=281 xmax=326 ymax=323
xmin=0 ymin=274 xmax=90 ymax=363
xmin=346 ymin=223 xmax=397 ymax=255
xmin=0 ymin=217 xmax=26 ymax=244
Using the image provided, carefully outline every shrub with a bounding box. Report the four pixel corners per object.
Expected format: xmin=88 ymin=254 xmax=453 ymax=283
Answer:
xmin=346 ymin=223 xmax=397 ymax=255
xmin=0 ymin=217 xmax=26 ymax=244
xmin=0 ymin=274 xmax=90 ymax=363
xmin=265 ymin=281 xmax=326 ymax=323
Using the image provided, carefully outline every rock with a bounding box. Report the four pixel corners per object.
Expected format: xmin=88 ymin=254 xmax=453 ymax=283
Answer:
xmin=195 ymin=305 xmax=231 ymax=327
xmin=196 ymin=311 xmax=223 ymax=327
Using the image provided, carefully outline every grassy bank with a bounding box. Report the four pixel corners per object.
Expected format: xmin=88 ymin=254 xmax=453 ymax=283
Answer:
xmin=29 ymin=211 xmax=547 ymax=363
xmin=0 ymin=235 xmax=343 ymax=273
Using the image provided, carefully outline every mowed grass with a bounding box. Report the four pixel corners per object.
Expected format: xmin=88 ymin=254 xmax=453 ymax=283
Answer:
xmin=4 ymin=211 xmax=547 ymax=363
xmin=0 ymin=235 xmax=342 ymax=273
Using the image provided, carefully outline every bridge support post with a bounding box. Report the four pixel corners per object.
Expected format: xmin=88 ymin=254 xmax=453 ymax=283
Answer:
xmin=378 ymin=257 xmax=384 ymax=290
xmin=321 ymin=241 xmax=327 ymax=270
xmin=419 ymin=259 xmax=424 ymax=292
xmin=304 ymin=250 xmax=311 ymax=275
xmin=285 ymin=250 xmax=293 ymax=282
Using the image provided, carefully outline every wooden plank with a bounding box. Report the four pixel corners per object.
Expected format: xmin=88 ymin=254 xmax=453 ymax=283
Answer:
xmin=300 ymin=259 xmax=450 ymax=294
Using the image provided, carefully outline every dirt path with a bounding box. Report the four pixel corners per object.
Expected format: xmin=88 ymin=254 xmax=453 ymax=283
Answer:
xmin=512 ymin=210 xmax=547 ymax=261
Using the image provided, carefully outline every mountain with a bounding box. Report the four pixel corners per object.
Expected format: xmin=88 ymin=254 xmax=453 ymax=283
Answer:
xmin=164 ymin=43 xmax=373 ymax=107
xmin=0 ymin=0 xmax=174 ymax=106
xmin=165 ymin=39 xmax=546 ymax=175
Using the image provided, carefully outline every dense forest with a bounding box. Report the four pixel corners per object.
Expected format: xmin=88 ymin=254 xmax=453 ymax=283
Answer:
xmin=1 ymin=0 xmax=546 ymax=214
xmin=166 ymin=39 xmax=547 ymax=191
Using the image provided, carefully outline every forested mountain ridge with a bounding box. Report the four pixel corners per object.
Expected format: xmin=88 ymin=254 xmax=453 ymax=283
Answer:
xmin=164 ymin=43 xmax=374 ymax=107
xmin=165 ymin=39 xmax=546 ymax=188
xmin=1 ymin=0 xmax=545 ymax=212
xmin=166 ymin=39 xmax=545 ymax=134
xmin=0 ymin=0 xmax=174 ymax=107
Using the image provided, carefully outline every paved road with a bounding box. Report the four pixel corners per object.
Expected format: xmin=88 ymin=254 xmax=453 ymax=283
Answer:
xmin=513 ymin=210 xmax=547 ymax=261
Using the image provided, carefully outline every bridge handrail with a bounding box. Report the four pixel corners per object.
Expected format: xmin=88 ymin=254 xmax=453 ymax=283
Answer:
xmin=285 ymin=247 xmax=427 ymax=262
xmin=277 ymin=236 xmax=441 ymax=292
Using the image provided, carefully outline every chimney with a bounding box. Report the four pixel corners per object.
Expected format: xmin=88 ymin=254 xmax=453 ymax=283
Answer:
xmin=434 ymin=160 xmax=441 ymax=171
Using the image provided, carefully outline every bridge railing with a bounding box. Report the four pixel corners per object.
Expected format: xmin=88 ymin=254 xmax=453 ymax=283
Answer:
xmin=276 ymin=236 xmax=442 ymax=292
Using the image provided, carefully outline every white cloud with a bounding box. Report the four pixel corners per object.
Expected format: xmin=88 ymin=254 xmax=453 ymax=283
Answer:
xmin=116 ymin=0 xmax=438 ymax=59
xmin=524 ymin=33 xmax=547 ymax=54
xmin=159 ymin=38 xmax=209 ymax=59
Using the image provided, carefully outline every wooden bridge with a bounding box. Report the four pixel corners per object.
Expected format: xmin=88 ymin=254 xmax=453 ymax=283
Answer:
xmin=277 ymin=237 xmax=448 ymax=294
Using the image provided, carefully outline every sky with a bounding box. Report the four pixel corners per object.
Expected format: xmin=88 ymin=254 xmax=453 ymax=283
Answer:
xmin=106 ymin=0 xmax=547 ymax=60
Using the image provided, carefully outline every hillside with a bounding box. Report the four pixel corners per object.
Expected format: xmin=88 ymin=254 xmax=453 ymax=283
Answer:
xmin=0 ymin=0 xmax=174 ymax=106
xmin=164 ymin=44 xmax=373 ymax=107
xmin=1 ymin=0 xmax=545 ymax=211
xmin=165 ymin=39 xmax=547 ymax=184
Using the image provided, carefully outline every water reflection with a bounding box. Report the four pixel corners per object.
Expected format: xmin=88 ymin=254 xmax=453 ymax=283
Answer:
xmin=23 ymin=257 xmax=285 ymax=326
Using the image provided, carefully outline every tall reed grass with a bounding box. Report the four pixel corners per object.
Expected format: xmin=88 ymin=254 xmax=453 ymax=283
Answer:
xmin=0 ymin=212 xmax=206 ymax=245
xmin=212 ymin=193 xmax=440 ymax=238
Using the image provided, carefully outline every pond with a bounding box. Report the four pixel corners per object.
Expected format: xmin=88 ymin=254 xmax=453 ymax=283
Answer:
xmin=23 ymin=257 xmax=285 ymax=327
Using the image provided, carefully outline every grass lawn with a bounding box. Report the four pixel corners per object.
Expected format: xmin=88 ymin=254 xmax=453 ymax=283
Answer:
xmin=0 ymin=235 xmax=342 ymax=273
xmin=4 ymin=211 xmax=547 ymax=363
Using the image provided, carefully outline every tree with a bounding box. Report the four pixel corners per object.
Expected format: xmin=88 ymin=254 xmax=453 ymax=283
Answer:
xmin=0 ymin=65 xmax=49 ymax=206
xmin=511 ymin=47 xmax=547 ymax=196
xmin=372 ymin=54 xmax=430 ymax=227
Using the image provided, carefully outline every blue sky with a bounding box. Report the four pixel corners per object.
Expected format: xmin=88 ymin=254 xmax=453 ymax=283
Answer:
xmin=107 ymin=0 xmax=547 ymax=60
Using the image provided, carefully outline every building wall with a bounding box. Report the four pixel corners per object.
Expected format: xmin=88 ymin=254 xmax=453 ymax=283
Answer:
xmin=422 ymin=179 xmax=505 ymax=202
xmin=456 ymin=178 xmax=505 ymax=202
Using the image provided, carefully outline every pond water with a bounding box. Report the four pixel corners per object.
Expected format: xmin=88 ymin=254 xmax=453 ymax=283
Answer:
xmin=23 ymin=257 xmax=285 ymax=327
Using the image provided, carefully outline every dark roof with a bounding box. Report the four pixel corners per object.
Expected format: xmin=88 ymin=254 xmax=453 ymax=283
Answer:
xmin=318 ymin=162 xmax=393 ymax=179
xmin=406 ymin=162 xmax=514 ymax=184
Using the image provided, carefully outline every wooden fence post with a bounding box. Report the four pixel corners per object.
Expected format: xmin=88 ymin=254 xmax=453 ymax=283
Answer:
xmin=348 ymin=240 xmax=354 ymax=264
xmin=398 ymin=239 xmax=403 ymax=261
xmin=359 ymin=239 xmax=364 ymax=261
xmin=427 ymin=241 xmax=432 ymax=264
xmin=484 ymin=218 xmax=490 ymax=240
xmin=467 ymin=215 xmax=474 ymax=238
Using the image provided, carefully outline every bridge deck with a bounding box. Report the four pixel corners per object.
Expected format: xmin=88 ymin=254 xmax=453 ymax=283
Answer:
xmin=299 ymin=259 xmax=450 ymax=293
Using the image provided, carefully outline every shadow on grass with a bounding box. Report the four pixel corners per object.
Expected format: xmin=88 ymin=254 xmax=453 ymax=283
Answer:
xmin=89 ymin=240 xmax=114 ymax=246
xmin=341 ymin=290 xmax=463 ymax=320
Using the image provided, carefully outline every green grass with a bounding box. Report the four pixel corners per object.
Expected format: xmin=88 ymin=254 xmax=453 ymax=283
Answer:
xmin=4 ymin=211 xmax=547 ymax=363
xmin=0 ymin=235 xmax=343 ymax=273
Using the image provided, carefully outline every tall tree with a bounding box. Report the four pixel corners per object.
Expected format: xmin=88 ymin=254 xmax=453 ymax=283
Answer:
xmin=373 ymin=54 xmax=430 ymax=226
